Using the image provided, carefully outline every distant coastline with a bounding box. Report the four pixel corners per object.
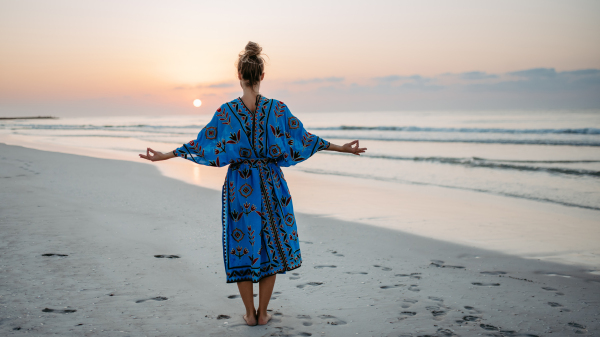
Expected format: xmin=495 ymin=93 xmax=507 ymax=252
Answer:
xmin=0 ymin=116 xmax=58 ymax=120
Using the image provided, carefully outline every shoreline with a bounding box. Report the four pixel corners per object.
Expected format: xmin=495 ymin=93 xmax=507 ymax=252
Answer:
xmin=1 ymin=132 xmax=600 ymax=270
xmin=0 ymin=116 xmax=58 ymax=120
xmin=1 ymin=143 xmax=598 ymax=336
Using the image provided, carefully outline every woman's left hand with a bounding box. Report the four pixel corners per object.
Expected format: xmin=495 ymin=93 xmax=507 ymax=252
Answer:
xmin=139 ymin=148 xmax=172 ymax=162
xmin=342 ymin=140 xmax=367 ymax=155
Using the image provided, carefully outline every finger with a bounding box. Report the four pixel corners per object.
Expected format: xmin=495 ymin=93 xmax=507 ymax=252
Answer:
xmin=347 ymin=140 xmax=358 ymax=146
xmin=148 ymin=148 xmax=156 ymax=154
xmin=139 ymin=154 xmax=149 ymax=160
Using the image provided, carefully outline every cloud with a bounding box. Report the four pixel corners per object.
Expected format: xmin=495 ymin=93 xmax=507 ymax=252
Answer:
xmin=291 ymin=77 xmax=344 ymax=85
xmin=374 ymin=75 xmax=430 ymax=82
xmin=561 ymin=69 xmax=600 ymax=77
xmin=459 ymin=71 xmax=498 ymax=80
xmin=465 ymin=67 xmax=600 ymax=93
xmin=507 ymin=68 xmax=557 ymax=79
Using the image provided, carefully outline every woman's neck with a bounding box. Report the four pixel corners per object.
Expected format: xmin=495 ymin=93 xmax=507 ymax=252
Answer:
xmin=240 ymin=84 xmax=261 ymax=111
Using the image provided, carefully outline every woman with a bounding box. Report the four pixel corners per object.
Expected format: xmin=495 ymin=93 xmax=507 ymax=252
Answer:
xmin=139 ymin=41 xmax=366 ymax=326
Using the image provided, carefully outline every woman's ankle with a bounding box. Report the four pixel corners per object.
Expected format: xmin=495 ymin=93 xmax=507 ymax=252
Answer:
xmin=257 ymin=309 xmax=268 ymax=317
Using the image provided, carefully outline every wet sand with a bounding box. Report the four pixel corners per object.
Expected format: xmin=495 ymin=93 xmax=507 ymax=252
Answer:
xmin=2 ymin=130 xmax=599 ymax=269
xmin=1 ymin=143 xmax=599 ymax=336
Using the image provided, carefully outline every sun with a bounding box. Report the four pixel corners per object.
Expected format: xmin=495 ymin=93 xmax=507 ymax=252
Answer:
xmin=193 ymin=99 xmax=202 ymax=107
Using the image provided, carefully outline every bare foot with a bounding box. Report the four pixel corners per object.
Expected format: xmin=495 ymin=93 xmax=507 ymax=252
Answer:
xmin=257 ymin=312 xmax=272 ymax=325
xmin=243 ymin=313 xmax=257 ymax=326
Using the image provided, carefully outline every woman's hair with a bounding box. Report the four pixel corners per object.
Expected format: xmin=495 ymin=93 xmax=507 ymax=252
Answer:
xmin=237 ymin=41 xmax=265 ymax=88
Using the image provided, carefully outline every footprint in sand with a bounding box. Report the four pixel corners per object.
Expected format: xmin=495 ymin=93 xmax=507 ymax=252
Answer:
xmin=428 ymin=296 xmax=444 ymax=302
xmin=480 ymin=271 xmax=507 ymax=275
xmin=410 ymin=273 xmax=422 ymax=279
xmin=42 ymin=254 xmax=68 ymax=257
xmin=435 ymin=328 xmax=457 ymax=336
xmin=426 ymin=306 xmax=447 ymax=319
xmin=42 ymin=308 xmax=76 ymax=313
xmin=297 ymin=282 xmax=323 ymax=289
xmin=480 ymin=323 xmax=499 ymax=331
xmin=154 ymin=255 xmax=180 ymax=259
xmin=395 ymin=273 xmax=421 ymax=279
xmin=380 ymin=284 xmax=405 ymax=289
xmin=430 ymin=260 xmax=465 ymax=269
xmin=297 ymin=314 xmax=313 ymax=326
xmin=471 ymin=282 xmax=500 ymax=286
xmin=216 ymin=314 xmax=230 ymax=320
xmin=227 ymin=294 xmax=257 ymax=299
xmin=329 ymin=250 xmax=344 ymax=257
xmin=401 ymin=298 xmax=418 ymax=308
xmin=541 ymin=286 xmax=565 ymax=296
xmin=408 ymin=285 xmax=420 ymax=292
xmin=568 ymin=322 xmax=586 ymax=329
xmin=318 ymin=314 xmax=346 ymax=326
xmin=345 ymin=271 xmax=368 ymax=275
xmin=135 ymin=296 xmax=168 ymax=303
xmin=463 ymin=305 xmax=482 ymax=314
xmin=462 ymin=315 xmax=480 ymax=322
xmin=373 ymin=264 xmax=392 ymax=271
xmin=289 ymin=272 xmax=301 ymax=280
xmin=314 ymin=265 xmax=336 ymax=269
xmin=395 ymin=311 xmax=417 ymax=322
xmin=300 ymin=241 xmax=313 ymax=244
xmin=548 ymin=302 xmax=563 ymax=307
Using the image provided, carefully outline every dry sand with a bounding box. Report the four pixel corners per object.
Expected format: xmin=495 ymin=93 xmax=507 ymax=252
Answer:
xmin=0 ymin=143 xmax=598 ymax=336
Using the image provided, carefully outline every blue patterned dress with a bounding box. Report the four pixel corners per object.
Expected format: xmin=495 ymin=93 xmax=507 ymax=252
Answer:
xmin=174 ymin=96 xmax=330 ymax=283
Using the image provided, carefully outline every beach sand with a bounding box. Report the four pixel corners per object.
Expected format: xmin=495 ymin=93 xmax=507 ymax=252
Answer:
xmin=1 ymin=143 xmax=598 ymax=336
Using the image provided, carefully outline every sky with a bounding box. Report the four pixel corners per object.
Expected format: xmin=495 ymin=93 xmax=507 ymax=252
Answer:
xmin=1 ymin=0 xmax=599 ymax=116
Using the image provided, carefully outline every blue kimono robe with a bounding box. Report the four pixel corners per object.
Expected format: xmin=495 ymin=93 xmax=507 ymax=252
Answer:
xmin=174 ymin=96 xmax=330 ymax=283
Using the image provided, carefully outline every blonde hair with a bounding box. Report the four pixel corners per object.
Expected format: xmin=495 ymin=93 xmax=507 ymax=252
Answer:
xmin=236 ymin=41 xmax=265 ymax=88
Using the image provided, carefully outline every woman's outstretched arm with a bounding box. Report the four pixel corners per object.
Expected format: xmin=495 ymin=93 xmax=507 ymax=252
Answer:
xmin=325 ymin=140 xmax=367 ymax=155
xmin=138 ymin=147 xmax=176 ymax=162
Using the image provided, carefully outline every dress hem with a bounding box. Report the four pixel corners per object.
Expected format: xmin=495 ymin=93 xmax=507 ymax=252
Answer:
xmin=226 ymin=262 xmax=302 ymax=284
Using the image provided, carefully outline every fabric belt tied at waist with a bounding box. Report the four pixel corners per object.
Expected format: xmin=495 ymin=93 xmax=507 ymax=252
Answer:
xmin=230 ymin=158 xmax=277 ymax=169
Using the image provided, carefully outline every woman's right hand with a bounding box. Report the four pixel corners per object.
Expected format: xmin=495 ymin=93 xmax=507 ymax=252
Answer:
xmin=139 ymin=148 xmax=175 ymax=162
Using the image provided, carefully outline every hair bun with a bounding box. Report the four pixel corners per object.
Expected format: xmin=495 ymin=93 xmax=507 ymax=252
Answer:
xmin=244 ymin=41 xmax=262 ymax=58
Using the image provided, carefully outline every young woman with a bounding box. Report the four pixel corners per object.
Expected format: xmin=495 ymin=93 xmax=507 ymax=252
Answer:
xmin=139 ymin=41 xmax=366 ymax=326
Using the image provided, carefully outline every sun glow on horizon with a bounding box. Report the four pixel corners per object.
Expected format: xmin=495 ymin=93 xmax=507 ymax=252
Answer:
xmin=193 ymin=99 xmax=202 ymax=107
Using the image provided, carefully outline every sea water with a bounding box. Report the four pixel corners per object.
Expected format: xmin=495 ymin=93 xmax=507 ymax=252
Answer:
xmin=3 ymin=109 xmax=599 ymax=209
xmin=2 ymin=109 xmax=600 ymax=267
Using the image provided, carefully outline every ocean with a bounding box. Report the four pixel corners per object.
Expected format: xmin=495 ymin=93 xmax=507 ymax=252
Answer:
xmin=2 ymin=109 xmax=599 ymax=267
xmin=3 ymin=109 xmax=599 ymax=210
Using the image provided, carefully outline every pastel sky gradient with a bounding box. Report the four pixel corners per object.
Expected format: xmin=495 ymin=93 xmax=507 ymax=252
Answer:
xmin=1 ymin=0 xmax=599 ymax=116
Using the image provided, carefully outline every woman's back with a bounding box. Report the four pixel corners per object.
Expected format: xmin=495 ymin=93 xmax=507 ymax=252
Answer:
xmin=174 ymin=95 xmax=329 ymax=167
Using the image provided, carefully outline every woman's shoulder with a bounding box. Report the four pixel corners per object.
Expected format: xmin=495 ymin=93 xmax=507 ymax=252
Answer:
xmin=220 ymin=96 xmax=287 ymax=110
xmin=263 ymin=97 xmax=289 ymax=111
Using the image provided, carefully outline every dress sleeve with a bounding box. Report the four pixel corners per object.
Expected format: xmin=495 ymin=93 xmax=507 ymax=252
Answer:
xmin=173 ymin=105 xmax=236 ymax=167
xmin=278 ymin=102 xmax=330 ymax=167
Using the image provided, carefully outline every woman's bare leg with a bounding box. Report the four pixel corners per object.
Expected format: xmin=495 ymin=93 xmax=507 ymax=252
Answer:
xmin=257 ymin=274 xmax=276 ymax=325
xmin=236 ymin=281 xmax=257 ymax=326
